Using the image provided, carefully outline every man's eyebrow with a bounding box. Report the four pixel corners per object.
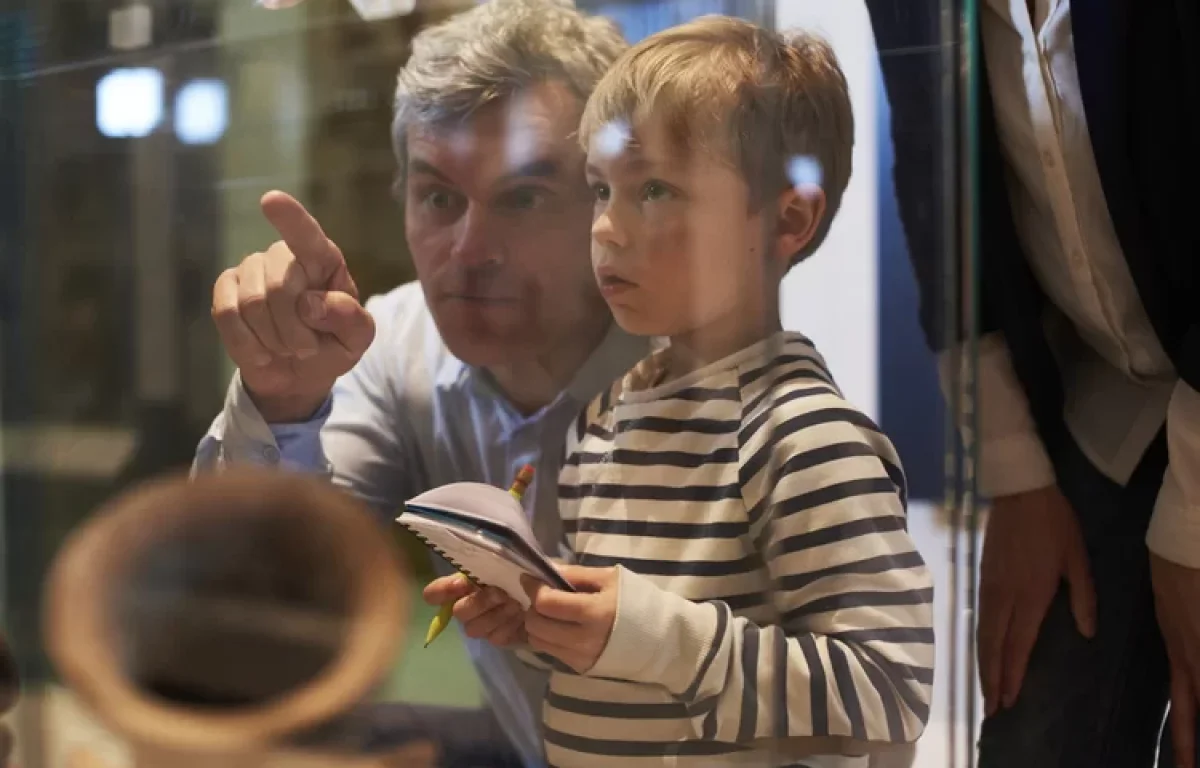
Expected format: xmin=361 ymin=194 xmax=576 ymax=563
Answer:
xmin=498 ymin=157 xmax=561 ymax=183
xmin=407 ymin=159 xmax=450 ymax=182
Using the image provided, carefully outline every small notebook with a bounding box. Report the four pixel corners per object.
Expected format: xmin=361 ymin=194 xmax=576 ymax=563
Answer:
xmin=397 ymin=482 xmax=574 ymax=609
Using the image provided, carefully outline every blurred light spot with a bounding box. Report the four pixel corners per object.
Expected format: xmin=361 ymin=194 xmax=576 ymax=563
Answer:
xmin=109 ymin=3 xmax=152 ymax=51
xmin=257 ymin=0 xmax=415 ymax=17
xmin=787 ymin=155 xmax=823 ymax=192
xmin=96 ymin=68 xmax=163 ymax=139
xmin=594 ymin=120 xmax=631 ymax=158
xmin=347 ymin=0 xmax=416 ymax=20
xmin=505 ymin=101 xmax=540 ymax=169
xmin=175 ymin=79 xmax=229 ymax=145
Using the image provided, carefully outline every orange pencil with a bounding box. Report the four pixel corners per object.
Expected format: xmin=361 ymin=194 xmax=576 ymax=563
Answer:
xmin=509 ymin=463 xmax=535 ymax=501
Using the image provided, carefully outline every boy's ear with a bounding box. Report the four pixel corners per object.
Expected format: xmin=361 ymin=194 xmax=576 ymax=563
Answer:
xmin=773 ymin=184 xmax=826 ymax=267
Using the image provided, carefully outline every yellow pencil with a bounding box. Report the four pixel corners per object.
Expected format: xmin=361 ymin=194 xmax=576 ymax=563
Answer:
xmin=424 ymin=464 xmax=536 ymax=648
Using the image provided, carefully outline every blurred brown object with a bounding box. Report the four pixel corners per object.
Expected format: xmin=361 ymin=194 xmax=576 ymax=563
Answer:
xmin=0 ymin=633 xmax=17 ymax=715
xmin=43 ymin=469 xmax=415 ymax=768
xmin=0 ymin=631 xmax=16 ymax=768
xmin=65 ymin=740 xmax=440 ymax=768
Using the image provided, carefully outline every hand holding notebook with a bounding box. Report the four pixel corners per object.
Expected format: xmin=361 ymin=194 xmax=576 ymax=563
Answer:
xmin=397 ymin=465 xmax=574 ymax=612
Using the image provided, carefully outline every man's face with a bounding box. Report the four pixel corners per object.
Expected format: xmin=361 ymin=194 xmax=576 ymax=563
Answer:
xmin=404 ymin=81 xmax=607 ymax=368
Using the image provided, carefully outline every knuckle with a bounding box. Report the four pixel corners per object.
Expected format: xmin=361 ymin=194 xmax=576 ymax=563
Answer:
xmin=283 ymin=261 xmax=309 ymax=292
xmin=239 ymin=292 xmax=269 ymax=315
xmin=239 ymin=251 xmax=264 ymax=272
xmin=265 ymin=272 xmax=294 ymax=298
xmin=210 ymin=302 xmax=238 ymax=324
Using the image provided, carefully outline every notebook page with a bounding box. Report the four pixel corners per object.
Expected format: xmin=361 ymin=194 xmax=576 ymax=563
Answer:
xmin=396 ymin=513 xmax=542 ymax=609
xmin=405 ymin=482 xmax=547 ymax=560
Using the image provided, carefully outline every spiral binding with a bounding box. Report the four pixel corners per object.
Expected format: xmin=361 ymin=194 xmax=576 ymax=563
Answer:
xmin=399 ymin=520 xmax=484 ymax=587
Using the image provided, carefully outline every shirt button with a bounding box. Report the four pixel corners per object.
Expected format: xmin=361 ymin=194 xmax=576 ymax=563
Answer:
xmin=262 ymin=445 xmax=280 ymax=464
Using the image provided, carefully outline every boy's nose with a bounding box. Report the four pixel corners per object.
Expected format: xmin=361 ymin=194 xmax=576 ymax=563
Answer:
xmin=591 ymin=208 xmax=627 ymax=250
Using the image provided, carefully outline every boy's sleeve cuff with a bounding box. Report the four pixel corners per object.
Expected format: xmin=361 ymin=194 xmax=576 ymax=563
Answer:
xmin=587 ymin=566 xmax=719 ymax=697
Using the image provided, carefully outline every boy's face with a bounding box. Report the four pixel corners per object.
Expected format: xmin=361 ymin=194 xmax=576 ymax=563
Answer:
xmin=585 ymin=117 xmax=773 ymax=340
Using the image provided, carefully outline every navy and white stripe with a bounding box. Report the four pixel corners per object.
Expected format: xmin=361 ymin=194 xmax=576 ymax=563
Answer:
xmin=546 ymin=333 xmax=934 ymax=767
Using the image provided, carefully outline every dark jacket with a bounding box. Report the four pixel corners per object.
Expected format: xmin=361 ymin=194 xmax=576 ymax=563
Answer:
xmin=864 ymin=0 xmax=1199 ymax=464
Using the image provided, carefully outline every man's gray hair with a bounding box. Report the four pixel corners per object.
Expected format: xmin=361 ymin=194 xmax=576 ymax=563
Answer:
xmin=392 ymin=0 xmax=627 ymax=163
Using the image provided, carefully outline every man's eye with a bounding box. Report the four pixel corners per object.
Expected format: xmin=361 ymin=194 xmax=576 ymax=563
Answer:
xmin=499 ymin=187 xmax=549 ymax=211
xmin=591 ymin=183 xmax=611 ymax=203
xmin=641 ymin=181 xmax=672 ymax=202
xmin=422 ymin=189 xmax=458 ymax=210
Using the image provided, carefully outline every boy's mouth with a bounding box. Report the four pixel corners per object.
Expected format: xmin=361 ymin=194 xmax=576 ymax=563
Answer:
xmin=597 ymin=272 xmax=637 ymax=298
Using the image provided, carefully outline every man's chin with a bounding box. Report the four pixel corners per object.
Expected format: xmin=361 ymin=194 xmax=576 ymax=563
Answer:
xmin=435 ymin=318 xmax=537 ymax=368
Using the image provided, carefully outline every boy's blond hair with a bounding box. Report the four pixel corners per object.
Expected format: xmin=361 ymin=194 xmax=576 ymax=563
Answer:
xmin=579 ymin=15 xmax=853 ymax=264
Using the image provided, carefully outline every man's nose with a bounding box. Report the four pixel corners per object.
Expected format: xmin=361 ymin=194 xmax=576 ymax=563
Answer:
xmin=450 ymin=203 xmax=501 ymax=267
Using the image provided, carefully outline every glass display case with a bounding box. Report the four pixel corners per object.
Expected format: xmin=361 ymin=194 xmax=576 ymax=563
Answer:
xmin=0 ymin=1 xmax=984 ymax=766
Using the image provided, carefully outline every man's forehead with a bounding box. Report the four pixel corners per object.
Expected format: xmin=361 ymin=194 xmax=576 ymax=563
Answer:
xmin=407 ymin=82 xmax=583 ymax=179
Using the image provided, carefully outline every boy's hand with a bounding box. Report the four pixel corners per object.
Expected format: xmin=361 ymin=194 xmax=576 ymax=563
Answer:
xmin=522 ymin=564 xmax=619 ymax=674
xmin=423 ymin=575 xmax=526 ymax=647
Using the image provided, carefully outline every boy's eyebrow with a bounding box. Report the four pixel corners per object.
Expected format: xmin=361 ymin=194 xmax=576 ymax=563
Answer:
xmin=586 ymin=154 xmax=667 ymax=178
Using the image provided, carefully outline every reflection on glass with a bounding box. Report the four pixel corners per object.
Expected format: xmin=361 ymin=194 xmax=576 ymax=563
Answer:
xmin=95 ymin=68 xmax=164 ymax=139
xmin=1 ymin=0 xmax=977 ymax=766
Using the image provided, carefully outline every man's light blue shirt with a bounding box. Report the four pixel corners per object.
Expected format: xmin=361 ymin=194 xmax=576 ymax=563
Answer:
xmin=193 ymin=281 xmax=646 ymax=767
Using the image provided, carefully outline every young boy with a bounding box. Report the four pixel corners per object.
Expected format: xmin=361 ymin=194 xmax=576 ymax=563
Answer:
xmin=440 ymin=15 xmax=934 ymax=767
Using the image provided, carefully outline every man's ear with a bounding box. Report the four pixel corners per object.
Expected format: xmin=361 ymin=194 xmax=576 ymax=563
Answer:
xmin=773 ymin=184 xmax=826 ymax=267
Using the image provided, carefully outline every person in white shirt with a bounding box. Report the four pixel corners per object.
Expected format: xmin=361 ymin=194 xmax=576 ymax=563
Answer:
xmin=867 ymin=0 xmax=1200 ymax=766
xmin=192 ymin=1 xmax=646 ymax=765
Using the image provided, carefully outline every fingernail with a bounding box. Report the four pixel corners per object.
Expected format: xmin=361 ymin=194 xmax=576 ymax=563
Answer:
xmin=296 ymin=347 xmax=317 ymax=360
xmin=254 ymin=354 xmax=272 ymax=367
xmin=306 ymin=294 xmax=325 ymax=319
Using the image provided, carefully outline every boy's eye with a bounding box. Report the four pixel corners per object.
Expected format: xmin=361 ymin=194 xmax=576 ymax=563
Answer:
xmin=591 ymin=182 xmax=611 ymax=203
xmin=641 ymin=180 xmax=672 ymax=202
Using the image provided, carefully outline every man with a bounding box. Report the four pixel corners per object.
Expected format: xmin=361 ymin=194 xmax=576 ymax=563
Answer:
xmin=865 ymin=1 xmax=1199 ymax=766
xmin=193 ymin=1 xmax=641 ymax=765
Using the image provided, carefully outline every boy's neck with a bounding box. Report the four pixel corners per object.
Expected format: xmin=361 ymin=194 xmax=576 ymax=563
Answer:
xmin=663 ymin=306 xmax=782 ymax=382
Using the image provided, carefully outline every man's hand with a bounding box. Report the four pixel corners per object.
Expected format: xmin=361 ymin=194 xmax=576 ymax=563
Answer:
xmin=978 ymin=485 xmax=1096 ymax=715
xmin=423 ymin=575 xmax=525 ymax=647
xmin=1151 ymin=553 xmax=1200 ymax=768
xmin=522 ymin=565 xmax=618 ymax=674
xmin=211 ymin=191 xmax=375 ymax=423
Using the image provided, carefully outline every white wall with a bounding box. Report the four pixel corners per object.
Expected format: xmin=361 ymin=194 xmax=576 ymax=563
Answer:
xmin=775 ymin=6 xmax=982 ymax=765
xmin=776 ymin=1 xmax=880 ymax=421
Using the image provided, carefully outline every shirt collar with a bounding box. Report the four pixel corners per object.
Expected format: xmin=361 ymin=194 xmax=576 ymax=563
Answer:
xmin=563 ymin=321 xmax=648 ymax=403
xmin=433 ymin=321 xmax=648 ymax=409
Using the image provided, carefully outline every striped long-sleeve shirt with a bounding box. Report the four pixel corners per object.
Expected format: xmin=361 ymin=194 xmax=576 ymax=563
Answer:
xmin=545 ymin=332 xmax=935 ymax=767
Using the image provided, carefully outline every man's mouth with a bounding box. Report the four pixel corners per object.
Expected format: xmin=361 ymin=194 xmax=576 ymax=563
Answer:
xmin=443 ymin=293 xmax=520 ymax=303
